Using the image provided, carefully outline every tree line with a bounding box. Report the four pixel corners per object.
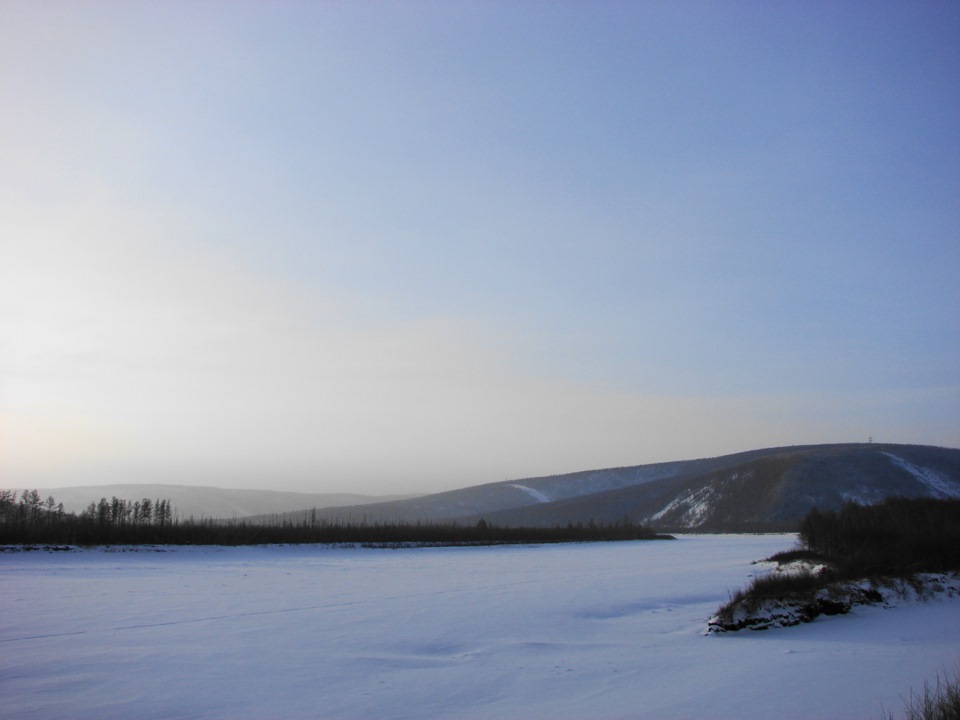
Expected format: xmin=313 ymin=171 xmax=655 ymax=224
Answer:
xmin=710 ymin=497 xmax=960 ymax=632
xmin=798 ymin=496 xmax=960 ymax=576
xmin=1 ymin=490 xmax=175 ymax=545
xmin=1 ymin=489 xmax=669 ymax=546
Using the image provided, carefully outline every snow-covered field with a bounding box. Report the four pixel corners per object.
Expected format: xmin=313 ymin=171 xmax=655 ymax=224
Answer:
xmin=2 ymin=535 xmax=958 ymax=719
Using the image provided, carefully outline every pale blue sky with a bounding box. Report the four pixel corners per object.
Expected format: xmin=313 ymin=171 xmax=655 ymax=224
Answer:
xmin=2 ymin=1 xmax=958 ymax=493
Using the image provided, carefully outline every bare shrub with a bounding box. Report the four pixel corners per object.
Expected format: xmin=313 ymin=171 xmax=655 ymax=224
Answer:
xmin=881 ymin=666 xmax=960 ymax=720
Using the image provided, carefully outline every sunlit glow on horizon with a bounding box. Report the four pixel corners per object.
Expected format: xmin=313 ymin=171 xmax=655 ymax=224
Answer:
xmin=2 ymin=1 xmax=958 ymax=494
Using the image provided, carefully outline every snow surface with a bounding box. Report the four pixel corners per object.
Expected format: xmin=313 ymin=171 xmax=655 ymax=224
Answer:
xmin=2 ymin=535 xmax=959 ymax=720
xmin=509 ymin=483 xmax=551 ymax=503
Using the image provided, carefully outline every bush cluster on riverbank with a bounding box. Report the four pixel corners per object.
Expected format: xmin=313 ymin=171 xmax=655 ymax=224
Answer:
xmin=710 ymin=498 xmax=960 ymax=631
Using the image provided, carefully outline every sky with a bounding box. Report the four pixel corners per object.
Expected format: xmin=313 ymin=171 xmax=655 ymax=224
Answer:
xmin=1 ymin=1 xmax=958 ymax=495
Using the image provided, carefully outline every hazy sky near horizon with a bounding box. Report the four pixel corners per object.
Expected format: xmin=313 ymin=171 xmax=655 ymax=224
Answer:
xmin=2 ymin=1 xmax=959 ymax=494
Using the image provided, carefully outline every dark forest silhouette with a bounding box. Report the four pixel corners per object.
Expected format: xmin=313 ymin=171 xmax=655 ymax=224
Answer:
xmin=0 ymin=489 xmax=668 ymax=546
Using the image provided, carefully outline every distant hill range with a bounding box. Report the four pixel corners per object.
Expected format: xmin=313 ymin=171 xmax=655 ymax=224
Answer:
xmin=264 ymin=443 xmax=960 ymax=533
xmin=15 ymin=444 xmax=959 ymax=533
xmin=8 ymin=484 xmax=417 ymax=521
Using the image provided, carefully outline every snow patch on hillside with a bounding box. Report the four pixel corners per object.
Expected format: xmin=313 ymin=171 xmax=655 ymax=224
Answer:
xmin=841 ymin=487 xmax=886 ymax=505
xmin=509 ymin=484 xmax=551 ymax=503
xmin=650 ymin=486 xmax=716 ymax=527
xmin=649 ymin=494 xmax=686 ymax=522
xmin=882 ymin=453 xmax=960 ymax=498
xmin=524 ymin=460 xmax=701 ymax=503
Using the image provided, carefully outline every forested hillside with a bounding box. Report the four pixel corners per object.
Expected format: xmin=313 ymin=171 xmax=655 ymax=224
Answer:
xmin=268 ymin=444 xmax=960 ymax=533
xmin=7 ymin=444 xmax=958 ymax=537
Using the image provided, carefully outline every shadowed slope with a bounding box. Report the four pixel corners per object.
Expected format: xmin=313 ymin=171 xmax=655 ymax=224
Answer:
xmin=262 ymin=444 xmax=960 ymax=532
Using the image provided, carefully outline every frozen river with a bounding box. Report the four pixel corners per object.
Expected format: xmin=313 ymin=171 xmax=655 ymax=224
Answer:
xmin=2 ymin=535 xmax=958 ymax=719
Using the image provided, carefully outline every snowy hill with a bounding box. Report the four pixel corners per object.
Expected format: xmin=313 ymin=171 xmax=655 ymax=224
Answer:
xmin=30 ymin=444 xmax=958 ymax=530
xmin=294 ymin=444 xmax=960 ymax=532
xmin=267 ymin=457 xmax=714 ymax=525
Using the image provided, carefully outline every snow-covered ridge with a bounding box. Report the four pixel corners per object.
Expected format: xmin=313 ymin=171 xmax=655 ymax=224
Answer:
xmin=882 ymin=452 xmax=960 ymax=498
xmin=514 ymin=460 xmax=700 ymax=503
